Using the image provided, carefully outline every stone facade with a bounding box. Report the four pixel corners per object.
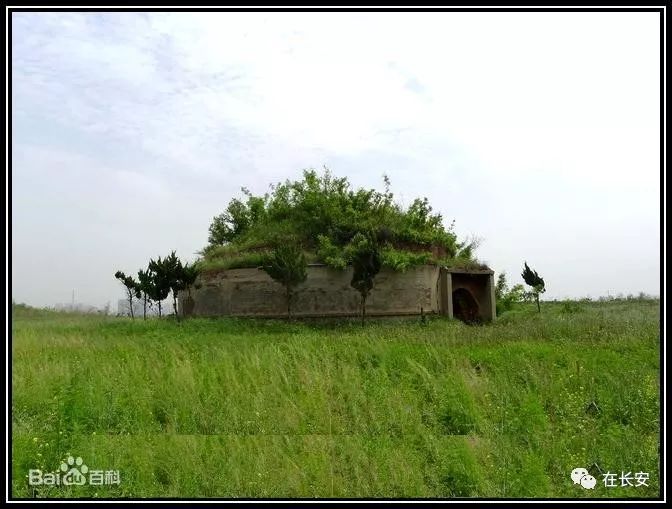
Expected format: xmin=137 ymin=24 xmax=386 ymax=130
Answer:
xmin=179 ymin=264 xmax=496 ymax=322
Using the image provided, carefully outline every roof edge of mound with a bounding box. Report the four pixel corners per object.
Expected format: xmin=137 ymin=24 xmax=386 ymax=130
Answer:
xmin=198 ymin=262 xmax=493 ymax=276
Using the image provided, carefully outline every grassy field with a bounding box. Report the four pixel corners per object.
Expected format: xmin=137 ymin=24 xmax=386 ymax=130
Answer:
xmin=11 ymin=300 xmax=660 ymax=499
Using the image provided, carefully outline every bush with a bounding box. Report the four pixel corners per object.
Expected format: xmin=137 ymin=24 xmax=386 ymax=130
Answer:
xmin=560 ymin=300 xmax=583 ymax=314
xmin=380 ymin=248 xmax=432 ymax=272
xmin=495 ymin=272 xmax=526 ymax=316
xmin=201 ymin=169 xmax=483 ymax=272
xmin=316 ymin=234 xmax=348 ymax=270
xmin=262 ymin=244 xmax=308 ymax=319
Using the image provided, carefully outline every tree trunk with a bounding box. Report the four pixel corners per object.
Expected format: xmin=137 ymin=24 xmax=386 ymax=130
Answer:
xmin=361 ymin=294 xmax=366 ymax=326
xmin=536 ymin=294 xmax=540 ymax=313
xmin=143 ymin=294 xmax=147 ymax=321
xmin=158 ymin=301 xmax=162 ymax=318
xmin=128 ymin=290 xmax=134 ymax=320
xmin=173 ymin=292 xmax=179 ymax=322
xmin=286 ymin=287 xmax=292 ymax=321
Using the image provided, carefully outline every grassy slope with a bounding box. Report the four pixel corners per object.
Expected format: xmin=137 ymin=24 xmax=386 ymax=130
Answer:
xmin=12 ymin=301 xmax=660 ymax=498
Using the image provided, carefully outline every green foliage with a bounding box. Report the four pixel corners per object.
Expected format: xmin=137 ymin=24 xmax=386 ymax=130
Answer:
xmin=262 ymin=244 xmax=308 ymax=319
xmin=136 ymin=269 xmax=152 ymax=296
xmin=318 ymin=237 xmax=433 ymax=273
xmin=438 ymin=258 xmax=490 ymax=271
xmin=114 ymin=271 xmax=140 ymax=319
xmin=380 ymin=248 xmax=432 ymax=272
xmin=596 ymin=292 xmax=658 ymax=303
xmin=163 ymin=251 xmax=184 ymax=293
xmin=495 ymin=273 xmax=507 ymax=300
xmin=154 ymin=251 xmax=201 ymax=321
xmin=508 ymin=285 xmax=526 ymax=303
xmin=180 ymin=263 xmax=199 ymax=293
xmin=202 ymin=169 xmax=477 ymax=271
xmin=169 ymin=260 xmax=200 ymax=319
xmin=11 ymin=299 xmax=660 ymax=498
xmin=495 ymin=272 xmax=526 ymax=316
xmin=142 ymin=252 xmax=201 ymax=319
xmin=196 ymin=252 xmax=271 ymax=272
xmin=116 ymin=254 xmax=202 ymax=321
xmin=521 ymin=262 xmax=545 ymax=290
xmin=560 ymin=300 xmax=584 ymax=314
xmin=147 ymin=256 xmax=171 ymax=317
xmin=263 ymin=244 xmax=308 ymax=290
xmin=349 ymin=233 xmax=382 ymax=323
xmin=114 ymin=271 xmax=140 ymax=298
xmin=316 ymin=235 xmax=348 ymax=270
xmin=136 ymin=269 xmax=154 ymax=320
xmin=349 ymin=233 xmax=382 ymax=297
xmin=521 ymin=262 xmax=546 ymax=313
xmin=208 ymin=198 xmax=255 ymax=245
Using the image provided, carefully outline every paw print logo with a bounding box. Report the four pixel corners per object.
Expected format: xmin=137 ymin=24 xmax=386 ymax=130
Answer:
xmin=60 ymin=456 xmax=88 ymax=485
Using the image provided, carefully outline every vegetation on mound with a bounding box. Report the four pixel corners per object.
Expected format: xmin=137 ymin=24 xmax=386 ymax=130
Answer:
xmin=198 ymin=169 xmax=487 ymax=273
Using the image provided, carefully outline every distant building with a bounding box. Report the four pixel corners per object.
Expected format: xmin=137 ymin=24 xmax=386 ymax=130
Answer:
xmin=117 ymin=299 xmax=145 ymax=317
xmin=54 ymin=302 xmax=99 ymax=313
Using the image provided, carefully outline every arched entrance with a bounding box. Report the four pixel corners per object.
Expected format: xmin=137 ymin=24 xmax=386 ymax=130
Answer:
xmin=452 ymin=288 xmax=480 ymax=323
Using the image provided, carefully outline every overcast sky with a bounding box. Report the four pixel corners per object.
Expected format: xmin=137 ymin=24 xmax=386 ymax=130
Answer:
xmin=11 ymin=11 xmax=661 ymax=308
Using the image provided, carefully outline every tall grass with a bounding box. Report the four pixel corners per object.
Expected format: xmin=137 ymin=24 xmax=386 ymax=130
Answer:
xmin=11 ymin=300 xmax=660 ymax=498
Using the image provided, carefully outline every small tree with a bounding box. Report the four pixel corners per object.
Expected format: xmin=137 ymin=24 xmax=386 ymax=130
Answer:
xmin=521 ymin=262 xmax=545 ymax=313
xmin=179 ymin=263 xmax=199 ymax=317
xmin=114 ymin=271 xmax=140 ymax=319
xmin=495 ymin=271 xmax=526 ymax=315
xmin=495 ymin=272 xmax=508 ymax=301
xmin=262 ymin=244 xmax=308 ymax=320
xmin=208 ymin=198 xmax=252 ymax=246
xmin=143 ymin=253 xmax=197 ymax=320
xmin=137 ymin=269 xmax=154 ymax=320
xmin=160 ymin=251 xmax=185 ymax=321
xmin=147 ymin=256 xmax=171 ymax=318
xmin=349 ymin=232 xmax=382 ymax=325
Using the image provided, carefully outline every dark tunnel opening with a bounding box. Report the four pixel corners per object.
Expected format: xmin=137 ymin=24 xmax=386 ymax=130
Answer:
xmin=452 ymin=288 xmax=480 ymax=324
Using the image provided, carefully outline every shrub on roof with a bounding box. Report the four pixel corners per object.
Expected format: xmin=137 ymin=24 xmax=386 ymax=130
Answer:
xmin=200 ymin=169 xmax=485 ymax=272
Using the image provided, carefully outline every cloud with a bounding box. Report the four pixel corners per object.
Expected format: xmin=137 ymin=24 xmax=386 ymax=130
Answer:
xmin=11 ymin=11 xmax=661 ymax=306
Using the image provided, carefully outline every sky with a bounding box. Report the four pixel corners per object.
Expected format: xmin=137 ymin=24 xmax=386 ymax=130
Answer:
xmin=11 ymin=11 xmax=661 ymax=308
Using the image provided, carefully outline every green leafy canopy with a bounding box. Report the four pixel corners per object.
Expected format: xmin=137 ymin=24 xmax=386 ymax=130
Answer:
xmin=521 ymin=262 xmax=545 ymax=292
xmin=200 ymin=169 xmax=486 ymax=272
xmin=263 ymin=244 xmax=308 ymax=290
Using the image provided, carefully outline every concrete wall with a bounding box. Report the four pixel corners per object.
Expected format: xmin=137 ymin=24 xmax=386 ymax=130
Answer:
xmin=180 ymin=264 xmax=441 ymax=318
xmin=438 ymin=269 xmax=496 ymax=322
xmin=179 ymin=264 xmax=496 ymax=321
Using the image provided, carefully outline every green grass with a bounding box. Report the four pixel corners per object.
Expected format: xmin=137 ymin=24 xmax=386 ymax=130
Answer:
xmin=11 ymin=300 xmax=660 ymax=498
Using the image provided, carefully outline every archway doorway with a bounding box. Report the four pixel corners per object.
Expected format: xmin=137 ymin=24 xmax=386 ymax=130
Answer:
xmin=452 ymin=288 xmax=480 ymax=323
